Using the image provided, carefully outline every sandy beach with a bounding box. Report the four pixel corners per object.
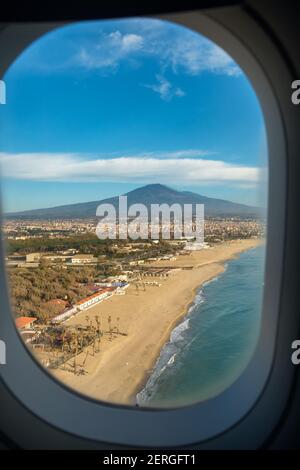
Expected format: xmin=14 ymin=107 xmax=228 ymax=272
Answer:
xmin=49 ymin=238 xmax=263 ymax=405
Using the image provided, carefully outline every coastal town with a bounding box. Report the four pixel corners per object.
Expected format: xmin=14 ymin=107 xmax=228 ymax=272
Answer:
xmin=4 ymin=216 xmax=264 ymax=243
xmin=3 ymin=215 xmax=264 ymax=399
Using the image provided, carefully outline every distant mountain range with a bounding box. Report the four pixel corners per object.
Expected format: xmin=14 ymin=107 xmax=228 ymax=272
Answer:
xmin=6 ymin=184 xmax=261 ymax=219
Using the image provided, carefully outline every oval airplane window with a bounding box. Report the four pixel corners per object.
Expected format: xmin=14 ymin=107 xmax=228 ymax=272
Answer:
xmin=0 ymin=17 xmax=267 ymax=408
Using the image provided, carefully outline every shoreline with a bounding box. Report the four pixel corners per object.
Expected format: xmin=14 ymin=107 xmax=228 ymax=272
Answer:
xmin=133 ymin=270 xmax=222 ymax=405
xmin=49 ymin=238 xmax=263 ymax=405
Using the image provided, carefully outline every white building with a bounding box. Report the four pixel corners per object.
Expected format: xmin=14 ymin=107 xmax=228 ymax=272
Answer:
xmin=76 ymin=288 xmax=114 ymax=311
xmin=184 ymin=241 xmax=209 ymax=251
xmin=70 ymin=254 xmax=96 ymax=264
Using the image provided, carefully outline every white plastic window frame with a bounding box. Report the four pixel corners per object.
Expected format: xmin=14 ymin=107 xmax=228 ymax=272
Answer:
xmin=0 ymin=8 xmax=290 ymax=447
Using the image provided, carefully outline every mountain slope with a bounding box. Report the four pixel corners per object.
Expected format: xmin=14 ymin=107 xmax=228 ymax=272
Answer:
xmin=6 ymin=184 xmax=261 ymax=219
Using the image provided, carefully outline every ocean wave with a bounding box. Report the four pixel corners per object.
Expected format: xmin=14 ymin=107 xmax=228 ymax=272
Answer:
xmin=201 ymin=264 xmax=229 ymax=289
xmin=170 ymin=318 xmax=190 ymax=343
xmin=136 ymin=285 xmax=208 ymax=405
xmin=137 ymin=247 xmax=264 ymax=407
xmin=167 ymin=353 xmax=176 ymax=365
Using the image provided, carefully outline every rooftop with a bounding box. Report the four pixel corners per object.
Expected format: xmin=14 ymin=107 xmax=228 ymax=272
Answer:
xmin=15 ymin=316 xmax=37 ymax=329
xmin=76 ymin=287 xmax=115 ymax=306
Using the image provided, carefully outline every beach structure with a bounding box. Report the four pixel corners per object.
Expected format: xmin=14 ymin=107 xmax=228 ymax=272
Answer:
xmin=15 ymin=316 xmax=37 ymax=330
xmin=45 ymin=299 xmax=69 ymax=312
xmin=184 ymin=241 xmax=209 ymax=251
xmin=25 ymin=252 xmax=97 ymax=266
xmin=51 ymin=306 xmax=77 ymax=324
xmin=140 ymin=267 xmax=178 ymax=277
xmin=25 ymin=252 xmax=43 ymax=263
xmin=15 ymin=316 xmax=38 ymax=343
xmin=69 ymin=254 xmax=97 ymax=264
xmin=76 ymin=287 xmax=115 ymax=311
xmin=51 ymin=287 xmax=120 ymax=324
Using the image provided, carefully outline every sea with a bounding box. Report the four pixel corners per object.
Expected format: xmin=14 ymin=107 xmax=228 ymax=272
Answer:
xmin=136 ymin=245 xmax=265 ymax=408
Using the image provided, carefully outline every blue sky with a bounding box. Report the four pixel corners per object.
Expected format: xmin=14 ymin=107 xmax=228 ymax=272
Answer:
xmin=0 ymin=18 xmax=267 ymax=212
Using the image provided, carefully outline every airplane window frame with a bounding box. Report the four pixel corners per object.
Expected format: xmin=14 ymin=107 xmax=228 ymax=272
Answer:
xmin=0 ymin=8 xmax=291 ymax=447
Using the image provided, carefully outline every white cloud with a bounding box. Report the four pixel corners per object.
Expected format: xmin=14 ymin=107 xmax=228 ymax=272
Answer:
xmin=144 ymin=75 xmax=185 ymax=101
xmin=174 ymin=88 xmax=186 ymax=97
xmin=0 ymin=152 xmax=262 ymax=186
xmin=121 ymin=33 xmax=144 ymax=52
xmin=13 ymin=20 xmax=242 ymax=80
xmin=165 ymin=37 xmax=241 ymax=77
xmin=77 ymin=30 xmax=144 ymax=70
xmin=75 ymin=22 xmax=241 ymax=78
xmin=106 ymin=31 xmax=143 ymax=52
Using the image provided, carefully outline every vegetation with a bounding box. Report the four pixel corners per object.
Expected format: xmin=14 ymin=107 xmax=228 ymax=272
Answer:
xmin=7 ymin=235 xmax=179 ymax=322
xmin=8 ymin=265 xmax=97 ymax=321
xmin=6 ymin=235 xmax=110 ymax=255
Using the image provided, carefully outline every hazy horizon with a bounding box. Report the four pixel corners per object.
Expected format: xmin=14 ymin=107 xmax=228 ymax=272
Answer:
xmin=4 ymin=183 xmax=264 ymax=215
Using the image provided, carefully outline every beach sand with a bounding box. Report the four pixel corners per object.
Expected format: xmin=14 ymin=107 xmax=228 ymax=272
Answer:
xmin=49 ymin=238 xmax=262 ymax=405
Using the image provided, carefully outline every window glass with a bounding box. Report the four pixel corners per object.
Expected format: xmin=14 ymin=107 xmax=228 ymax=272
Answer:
xmin=0 ymin=18 xmax=267 ymax=408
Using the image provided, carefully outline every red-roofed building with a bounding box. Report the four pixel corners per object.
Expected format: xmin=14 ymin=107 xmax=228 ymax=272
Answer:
xmin=46 ymin=299 xmax=68 ymax=307
xmin=76 ymin=287 xmax=115 ymax=311
xmin=45 ymin=299 xmax=69 ymax=312
xmin=15 ymin=316 xmax=37 ymax=330
xmin=86 ymin=284 xmax=101 ymax=293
